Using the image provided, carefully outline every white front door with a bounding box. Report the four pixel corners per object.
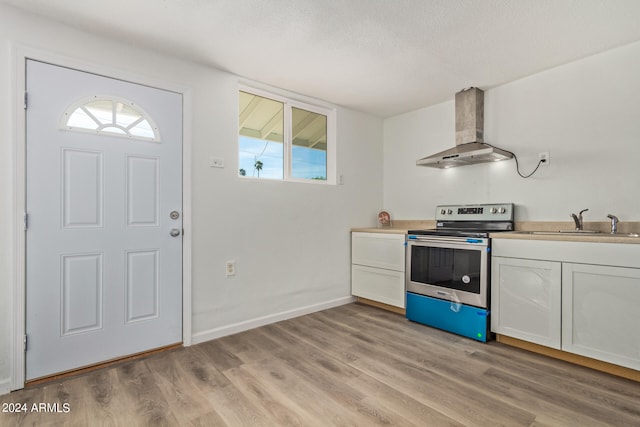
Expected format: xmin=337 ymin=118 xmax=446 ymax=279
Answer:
xmin=26 ymin=60 xmax=183 ymax=381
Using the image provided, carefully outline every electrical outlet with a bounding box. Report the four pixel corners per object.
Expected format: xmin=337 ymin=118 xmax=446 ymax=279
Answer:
xmin=226 ymin=260 xmax=236 ymax=277
xmin=538 ymin=152 xmax=550 ymax=166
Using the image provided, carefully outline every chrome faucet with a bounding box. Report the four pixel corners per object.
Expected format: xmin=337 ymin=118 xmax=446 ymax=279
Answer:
xmin=607 ymin=214 xmax=619 ymax=234
xmin=570 ymin=209 xmax=588 ymax=230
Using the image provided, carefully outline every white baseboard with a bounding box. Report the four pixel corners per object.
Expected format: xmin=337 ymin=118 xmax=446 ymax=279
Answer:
xmin=0 ymin=378 xmax=11 ymax=396
xmin=191 ymin=296 xmax=355 ymax=345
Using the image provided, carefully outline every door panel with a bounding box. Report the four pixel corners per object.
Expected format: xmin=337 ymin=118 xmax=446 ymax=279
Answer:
xmin=26 ymin=60 xmax=183 ymax=380
xmin=61 ymin=253 xmax=103 ymax=335
xmin=62 ymin=148 xmax=104 ymax=228
xmin=126 ymin=155 xmax=160 ymax=227
xmin=125 ymin=249 xmax=159 ymax=322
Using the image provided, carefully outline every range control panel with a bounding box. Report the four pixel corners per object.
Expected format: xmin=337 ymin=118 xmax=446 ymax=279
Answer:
xmin=435 ymin=203 xmax=514 ymax=221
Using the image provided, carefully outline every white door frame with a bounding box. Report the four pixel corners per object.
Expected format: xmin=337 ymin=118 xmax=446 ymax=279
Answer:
xmin=10 ymin=44 xmax=193 ymax=391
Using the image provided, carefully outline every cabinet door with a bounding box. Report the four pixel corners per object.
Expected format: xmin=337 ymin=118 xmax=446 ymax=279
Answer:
xmin=562 ymin=263 xmax=640 ymax=371
xmin=351 ymin=232 xmax=405 ymax=271
xmin=491 ymin=257 xmax=562 ymax=349
xmin=351 ymin=264 xmax=405 ymax=308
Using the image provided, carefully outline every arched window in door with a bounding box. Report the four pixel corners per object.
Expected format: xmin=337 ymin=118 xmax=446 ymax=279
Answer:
xmin=60 ymin=95 xmax=160 ymax=141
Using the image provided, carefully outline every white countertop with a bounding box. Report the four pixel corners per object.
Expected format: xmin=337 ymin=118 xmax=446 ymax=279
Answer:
xmin=492 ymin=231 xmax=640 ymax=244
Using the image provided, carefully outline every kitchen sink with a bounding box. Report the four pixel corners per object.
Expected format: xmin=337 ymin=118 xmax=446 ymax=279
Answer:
xmin=513 ymin=231 xmax=640 ymax=238
xmin=599 ymin=233 xmax=640 ymax=237
xmin=542 ymin=230 xmax=601 ymax=235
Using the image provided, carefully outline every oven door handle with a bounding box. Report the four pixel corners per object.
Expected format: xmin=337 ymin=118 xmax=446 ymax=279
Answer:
xmin=407 ymin=236 xmax=488 ymax=246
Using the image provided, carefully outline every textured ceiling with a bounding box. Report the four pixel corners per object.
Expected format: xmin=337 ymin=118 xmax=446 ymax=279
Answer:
xmin=3 ymin=0 xmax=640 ymax=117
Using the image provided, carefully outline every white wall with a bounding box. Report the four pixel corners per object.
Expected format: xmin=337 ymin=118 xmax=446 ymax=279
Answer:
xmin=0 ymin=4 xmax=383 ymax=392
xmin=384 ymin=40 xmax=640 ymax=222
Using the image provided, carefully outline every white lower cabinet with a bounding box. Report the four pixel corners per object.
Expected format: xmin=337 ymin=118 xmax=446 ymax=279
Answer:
xmin=351 ymin=232 xmax=405 ymax=308
xmin=491 ymin=238 xmax=640 ymax=371
xmin=351 ymin=264 xmax=405 ymax=307
xmin=492 ymin=257 xmax=562 ymax=349
xmin=562 ymin=263 xmax=640 ymax=370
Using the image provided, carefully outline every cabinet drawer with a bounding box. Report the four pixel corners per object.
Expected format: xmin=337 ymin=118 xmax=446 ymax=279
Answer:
xmin=352 ymin=232 xmax=405 ymax=271
xmin=351 ymin=265 xmax=405 ymax=308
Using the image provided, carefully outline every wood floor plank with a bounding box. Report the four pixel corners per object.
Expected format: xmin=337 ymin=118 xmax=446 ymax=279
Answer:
xmin=469 ymin=345 xmax=640 ymax=414
xmin=223 ymin=327 xmax=289 ymax=364
xmin=476 ymin=365 xmax=618 ymax=426
xmin=275 ymin=315 xmax=361 ymax=364
xmin=272 ymin=345 xmax=411 ymax=426
xmin=145 ymin=349 xmax=221 ymax=425
xmin=269 ymin=327 xmax=463 ymax=427
xmin=2 ymin=302 xmax=639 ymax=426
xmin=188 ymin=410 xmax=228 ymax=427
xmin=196 ymin=338 xmax=245 ymax=372
xmin=52 ymin=374 xmax=100 ymax=426
xmin=243 ymin=355 xmax=387 ymax=427
xmin=223 ymin=363 xmax=322 ymax=427
xmin=344 ymin=306 xmax=636 ymax=422
xmin=188 ymin=341 xmax=276 ymax=427
xmin=115 ymin=360 xmax=181 ymax=426
xmin=0 ymin=383 xmax=45 ymax=427
xmin=95 ymin=368 xmax=144 ymax=426
xmin=267 ymin=327 xmax=412 ymax=427
xmin=177 ymin=345 xmax=234 ymax=392
xmin=348 ymin=342 xmax=536 ymax=426
xmin=199 ymin=372 xmax=277 ymax=427
xmin=483 ymin=367 xmax=640 ymax=426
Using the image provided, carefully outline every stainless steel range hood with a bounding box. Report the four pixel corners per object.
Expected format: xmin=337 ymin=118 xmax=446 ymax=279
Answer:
xmin=417 ymin=87 xmax=513 ymax=168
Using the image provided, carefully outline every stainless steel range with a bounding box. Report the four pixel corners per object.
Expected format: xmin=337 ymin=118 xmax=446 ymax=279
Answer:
xmin=405 ymin=203 xmax=514 ymax=342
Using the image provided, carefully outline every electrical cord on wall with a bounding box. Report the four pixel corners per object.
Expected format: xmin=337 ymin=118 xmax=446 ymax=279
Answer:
xmin=514 ymin=156 xmax=545 ymax=178
xmin=486 ymin=143 xmax=546 ymax=178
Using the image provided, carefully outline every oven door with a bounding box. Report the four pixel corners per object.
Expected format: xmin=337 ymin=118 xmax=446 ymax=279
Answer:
xmin=406 ymin=236 xmax=489 ymax=308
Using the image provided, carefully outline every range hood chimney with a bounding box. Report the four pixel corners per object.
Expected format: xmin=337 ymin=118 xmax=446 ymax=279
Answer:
xmin=416 ymin=87 xmax=513 ymax=168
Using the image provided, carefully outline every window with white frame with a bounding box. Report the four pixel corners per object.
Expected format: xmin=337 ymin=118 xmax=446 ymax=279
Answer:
xmin=238 ymin=88 xmax=335 ymax=183
xmin=61 ymin=95 xmax=159 ymax=142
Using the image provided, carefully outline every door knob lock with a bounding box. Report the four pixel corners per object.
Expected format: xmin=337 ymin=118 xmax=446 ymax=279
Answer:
xmin=170 ymin=228 xmax=181 ymax=237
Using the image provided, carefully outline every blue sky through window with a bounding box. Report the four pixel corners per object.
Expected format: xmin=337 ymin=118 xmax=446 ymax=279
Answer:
xmin=239 ymin=136 xmax=326 ymax=180
xmin=239 ymin=136 xmax=283 ymax=179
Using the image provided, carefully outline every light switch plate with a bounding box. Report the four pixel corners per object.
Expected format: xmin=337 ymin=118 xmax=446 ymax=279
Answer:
xmin=226 ymin=260 xmax=236 ymax=276
xmin=210 ymin=157 xmax=224 ymax=168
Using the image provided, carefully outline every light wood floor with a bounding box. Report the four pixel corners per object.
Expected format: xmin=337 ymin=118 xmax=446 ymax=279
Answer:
xmin=2 ymin=303 xmax=639 ymax=426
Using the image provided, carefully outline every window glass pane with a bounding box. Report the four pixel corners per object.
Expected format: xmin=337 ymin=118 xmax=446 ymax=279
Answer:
xmin=115 ymin=103 xmax=143 ymax=127
xmin=128 ymin=119 xmax=155 ymax=139
xmin=67 ymin=108 xmax=99 ymax=130
xmin=85 ymin=100 xmax=114 ymax=125
xmin=239 ymin=136 xmax=283 ymax=179
xmin=62 ymin=96 xmax=160 ymax=142
xmin=291 ymin=107 xmax=327 ymax=180
xmin=101 ymin=126 xmax=127 ymax=135
xmin=238 ymin=91 xmax=284 ymax=178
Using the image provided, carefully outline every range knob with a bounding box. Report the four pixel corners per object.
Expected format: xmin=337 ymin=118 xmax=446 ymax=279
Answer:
xmin=498 ymin=207 xmax=506 ymax=214
xmin=440 ymin=209 xmax=446 ymax=215
xmin=490 ymin=207 xmax=498 ymax=214
xmin=447 ymin=209 xmax=453 ymax=214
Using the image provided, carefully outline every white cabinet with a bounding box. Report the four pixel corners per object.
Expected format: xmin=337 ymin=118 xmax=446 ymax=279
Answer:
xmin=492 ymin=257 xmax=562 ymax=349
xmin=351 ymin=232 xmax=405 ymax=308
xmin=491 ymin=238 xmax=640 ymax=371
xmin=562 ymin=263 xmax=640 ymax=370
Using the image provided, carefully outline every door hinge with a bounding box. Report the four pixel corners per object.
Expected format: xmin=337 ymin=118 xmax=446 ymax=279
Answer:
xmin=24 ymin=334 xmax=28 ymax=351
xmin=24 ymin=91 xmax=28 ymax=109
xmin=24 ymin=212 xmax=29 ymax=231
